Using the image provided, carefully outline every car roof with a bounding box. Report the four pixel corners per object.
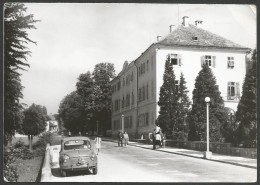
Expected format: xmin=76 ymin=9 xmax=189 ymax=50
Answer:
xmin=62 ymin=136 xmax=91 ymax=142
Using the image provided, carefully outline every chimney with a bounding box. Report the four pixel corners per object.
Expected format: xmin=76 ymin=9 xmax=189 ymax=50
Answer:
xmin=157 ymin=36 xmax=162 ymax=41
xmin=182 ymin=16 xmax=189 ymax=27
xmin=169 ymin=25 xmax=175 ymax=33
xmin=195 ymin=20 xmax=203 ymax=27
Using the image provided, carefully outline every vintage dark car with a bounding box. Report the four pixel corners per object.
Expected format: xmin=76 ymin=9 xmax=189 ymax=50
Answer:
xmin=59 ymin=137 xmax=98 ymax=177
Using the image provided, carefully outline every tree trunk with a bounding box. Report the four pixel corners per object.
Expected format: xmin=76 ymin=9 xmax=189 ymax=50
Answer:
xmin=28 ymin=135 xmax=32 ymax=152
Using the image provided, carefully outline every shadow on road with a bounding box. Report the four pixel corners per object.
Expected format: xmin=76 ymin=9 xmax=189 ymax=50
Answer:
xmin=51 ymin=168 xmax=92 ymax=177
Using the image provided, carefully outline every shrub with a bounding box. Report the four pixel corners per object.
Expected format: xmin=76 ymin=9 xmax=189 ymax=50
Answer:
xmin=35 ymin=132 xmax=54 ymax=148
xmin=13 ymin=139 xmax=25 ymax=148
xmin=4 ymin=153 xmax=19 ymax=182
xmin=10 ymin=146 xmax=34 ymax=160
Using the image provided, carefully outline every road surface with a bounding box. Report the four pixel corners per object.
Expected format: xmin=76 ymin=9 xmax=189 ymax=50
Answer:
xmin=48 ymin=140 xmax=256 ymax=182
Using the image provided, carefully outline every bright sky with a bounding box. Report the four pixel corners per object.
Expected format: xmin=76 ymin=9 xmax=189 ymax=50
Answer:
xmin=20 ymin=3 xmax=256 ymax=114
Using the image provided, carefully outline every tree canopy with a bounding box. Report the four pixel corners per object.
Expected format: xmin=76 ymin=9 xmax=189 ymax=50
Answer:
xmin=4 ymin=3 xmax=39 ymax=145
xmin=58 ymin=63 xmax=115 ymax=135
xmin=58 ymin=91 xmax=85 ymax=133
xmin=21 ymin=103 xmax=47 ymax=136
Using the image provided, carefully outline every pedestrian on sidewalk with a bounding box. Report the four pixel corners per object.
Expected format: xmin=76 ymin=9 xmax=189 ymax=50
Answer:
xmin=161 ymin=132 xmax=166 ymax=148
xmin=68 ymin=131 xmax=71 ymax=137
xmin=152 ymin=129 xmax=156 ymax=150
xmin=123 ymin=131 xmax=129 ymax=147
xmin=118 ymin=130 xmax=123 ymax=147
xmin=94 ymin=137 xmax=102 ymax=155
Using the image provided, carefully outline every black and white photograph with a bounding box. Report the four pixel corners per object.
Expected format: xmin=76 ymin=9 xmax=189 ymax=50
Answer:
xmin=3 ymin=2 xmax=257 ymax=183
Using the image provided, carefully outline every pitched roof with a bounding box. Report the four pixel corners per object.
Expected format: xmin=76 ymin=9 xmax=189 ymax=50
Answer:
xmin=158 ymin=24 xmax=249 ymax=50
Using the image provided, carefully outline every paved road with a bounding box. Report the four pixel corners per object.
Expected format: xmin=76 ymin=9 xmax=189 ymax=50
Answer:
xmin=49 ymin=140 xmax=256 ymax=182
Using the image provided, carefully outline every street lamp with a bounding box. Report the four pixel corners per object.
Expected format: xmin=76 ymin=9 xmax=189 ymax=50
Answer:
xmin=122 ymin=114 xmax=124 ymax=133
xmin=204 ymin=97 xmax=212 ymax=159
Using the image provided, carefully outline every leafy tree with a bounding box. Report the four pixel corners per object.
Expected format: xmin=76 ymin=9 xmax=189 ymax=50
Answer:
xmin=76 ymin=71 xmax=96 ymax=133
xmin=236 ymin=49 xmax=257 ymax=147
xmin=58 ymin=91 xmax=85 ymax=134
xmin=157 ymin=55 xmax=178 ymax=134
xmin=188 ymin=64 xmax=228 ymax=142
xmin=21 ymin=104 xmax=47 ymax=151
xmin=92 ymin=63 xmax=115 ymax=135
xmin=4 ymin=3 xmax=39 ymax=147
xmin=175 ymin=73 xmax=191 ymax=140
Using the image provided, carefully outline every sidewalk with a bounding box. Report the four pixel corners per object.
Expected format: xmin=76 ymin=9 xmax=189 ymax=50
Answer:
xmin=102 ymin=137 xmax=257 ymax=169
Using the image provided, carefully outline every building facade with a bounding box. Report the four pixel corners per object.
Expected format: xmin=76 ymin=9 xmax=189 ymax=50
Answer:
xmin=111 ymin=17 xmax=249 ymax=138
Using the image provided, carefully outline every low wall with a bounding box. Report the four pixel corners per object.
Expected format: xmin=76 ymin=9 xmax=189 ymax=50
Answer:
xmin=165 ymin=140 xmax=256 ymax=159
xmin=230 ymin=147 xmax=257 ymax=158
xmin=132 ymin=139 xmax=257 ymax=159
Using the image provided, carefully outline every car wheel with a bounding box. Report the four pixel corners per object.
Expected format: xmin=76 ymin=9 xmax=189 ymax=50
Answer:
xmin=93 ymin=166 xmax=98 ymax=175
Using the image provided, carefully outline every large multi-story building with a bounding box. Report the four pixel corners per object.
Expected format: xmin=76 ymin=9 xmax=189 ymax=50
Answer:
xmin=110 ymin=17 xmax=249 ymax=138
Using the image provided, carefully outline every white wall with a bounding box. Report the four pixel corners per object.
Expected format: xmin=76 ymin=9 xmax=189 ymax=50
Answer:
xmin=156 ymin=47 xmax=247 ymax=117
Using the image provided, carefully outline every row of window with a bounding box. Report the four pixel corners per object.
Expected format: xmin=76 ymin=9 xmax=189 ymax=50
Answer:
xmin=169 ymin=54 xmax=236 ymax=69
xmin=113 ymin=116 xmax=133 ymax=130
xmin=113 ymin=81 xmax=155 ymax=112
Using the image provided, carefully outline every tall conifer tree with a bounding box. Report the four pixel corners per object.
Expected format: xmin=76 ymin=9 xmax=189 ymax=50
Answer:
xmin=236 ymin=49 xmax=257 ymax=147
xmin=176 ymin=73 xmax=191 ymax=139
xmin=157 ymin=55 xmax=178 ymax=134
xmin=188 ymin=64 xmax=228 ymax=142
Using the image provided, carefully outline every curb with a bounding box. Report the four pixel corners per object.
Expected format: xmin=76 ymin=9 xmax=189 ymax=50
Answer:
xmin=40 ymin=143 xmax=52 ymax=182
xmin=102 ymin=138 xmax=257 ymax=169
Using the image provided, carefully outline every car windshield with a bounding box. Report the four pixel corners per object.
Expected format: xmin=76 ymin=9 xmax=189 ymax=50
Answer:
xmin=64 ymin=140 xmax=91 ymax=150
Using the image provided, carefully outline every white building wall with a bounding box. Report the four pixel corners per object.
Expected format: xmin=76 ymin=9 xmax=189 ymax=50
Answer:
xmin=156 ymin=47 xmax=247 ymax=117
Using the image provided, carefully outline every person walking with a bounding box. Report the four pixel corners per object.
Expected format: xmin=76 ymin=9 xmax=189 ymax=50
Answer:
xmin=68 ymin=131 xmax=71 ymax=137
xmin=152 ymin=129 xmax=156 ymax=150
xmin=94 ymin=137 xmax=102 ymax=155
xmin=161 ymin=132 xmax=166 ymax=148
xmin=118 ymin=130 xmax=123 ymax=147
xmin=123 ymin=131 xmax=129 ymax=147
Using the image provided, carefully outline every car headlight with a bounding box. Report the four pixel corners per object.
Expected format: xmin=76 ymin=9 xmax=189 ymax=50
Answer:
xmin=90 ymin=154 xmax=96 ymax=161
xmin=63 ymin=155 xmax=70 ymax=163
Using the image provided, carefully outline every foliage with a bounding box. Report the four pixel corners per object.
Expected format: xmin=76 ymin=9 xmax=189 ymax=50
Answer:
xmin=76 ymin=71 xmax=96 ymax=132
xmin=236 ymin=49 xmax=257 ymax=147
xmin=188 ymin=64 xmax=228 ymax=142
xmin=4 ymin=153 xmax=19 ymax=182
xmin=176 ymin=72 xmax=191 ymax=134
xmin=157 ymin=55 xmax=178 ymax=133
xmin=92 ymin=63 xmax=115 ymax=134
xmin=4 ymin=3 xmax=39 ymax=146
xmin=13 ymin=139 xmax=25 ymax=148
xmin=10 ymin=146 xmax=34 ymax=160
xmin=58 ymin=91 xmax=85 ymax=133
xmin=21 ymin=104 xmax=47 ymax=136
xmin=59 ymin=63 xmax=115 ymax=135
xmin=35 ymin=131 xmax=54 ymax=147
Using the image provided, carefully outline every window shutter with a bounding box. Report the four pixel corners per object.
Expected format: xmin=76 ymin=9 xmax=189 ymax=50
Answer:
xmin=178 ymin=54 xmax=182 ymax=66
xmin=236 ymin=82 xmax=240 ymax=99
xmin=227 ymin=82 xmax=230 ymax=98
xmin=201 ymin=56 xmax=205 ymax=67
xmin=213 ymin=56 xmax=216 ymax=67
